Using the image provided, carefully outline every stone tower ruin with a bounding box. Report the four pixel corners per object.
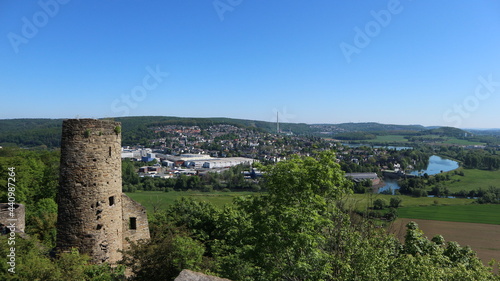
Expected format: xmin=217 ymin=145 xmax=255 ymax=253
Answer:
xmin=56 ymin=119 xmax=149 ymax=264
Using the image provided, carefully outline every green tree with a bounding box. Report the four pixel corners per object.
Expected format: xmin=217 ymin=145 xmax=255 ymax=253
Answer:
xmin=373 ymin=198 xmax=387 ymax=210
xmin=122 ymin=160 xmax=140 ymax=185
xmin=127 ymin=152 xmax=500 ymax=281
xmin=389 ymin=197 xmax=402 ymax=208
xmin=216 ymin=151 xmax=353 ymax=280
xmin=26 ymin=198 xmax=58 ymax=248
xmin=121 ymin=228 xmax=206 ymax=281
xmin=0 ymin=235 xmax=124 ymax=280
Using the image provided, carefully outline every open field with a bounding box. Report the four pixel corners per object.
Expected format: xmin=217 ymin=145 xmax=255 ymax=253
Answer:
xmin=126 ymin=191 xmax=256 ymax=212
xmin=365 ymin=135 xmax=409 ymax=143
xmin=442 ymin=138 xmax=486 ymax=145
xmin=391 ymin=218 xmax=500 ymax=266
xmin=128 ymin=191 xmax=500 ymax=268
xmin=351 ymin=134 xmax=486 ymax=146
xmin=442 ymin=168 xmax=500 ymax=193
xmin=343 ymin=193 xmax=474 ymax=212
xmin=127 ymin=191 xmax=476 ymax=213
xmin=397 ymin=204 xmax=500 ymax=225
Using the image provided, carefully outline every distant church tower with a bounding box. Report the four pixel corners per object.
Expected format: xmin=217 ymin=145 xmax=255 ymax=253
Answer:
xmin=57 ymin=119 xmax=149 ymax=264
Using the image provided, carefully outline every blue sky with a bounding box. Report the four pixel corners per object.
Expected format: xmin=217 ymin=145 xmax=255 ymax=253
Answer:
xmin=1 ymin=0 xmax=499 ymax=128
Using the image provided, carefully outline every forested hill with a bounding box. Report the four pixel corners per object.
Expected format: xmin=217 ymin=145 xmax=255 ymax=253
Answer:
xmin=420 ymin=126 xmax=471 ymax=137
xmin=0 ymin=116 xmax=312 ymax=148
xmin=0 ymin=118 xmax=63 ymax=148
xmin=0 ymin=117 xmax=485 ymax=148
xmin=114 ymin=116 xmax=312 ymax=134
xmin=312 ymin=122 xmax=427 ymax=133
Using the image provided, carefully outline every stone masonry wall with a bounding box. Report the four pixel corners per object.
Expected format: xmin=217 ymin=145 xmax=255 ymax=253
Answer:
xmin=0 ymin=203 xmax=25 ymax=233
xmin=121 ymin=194 xmax=150 ymax=251
xmin=57 ymin=119 xmax=123 ymax=263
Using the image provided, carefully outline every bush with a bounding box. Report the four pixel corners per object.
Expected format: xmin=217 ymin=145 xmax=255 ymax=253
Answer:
xmin=390 ymin=197 xmax=402 ymax=208
xmin=412 ymin=189 xmax=428 ymax=197
xmin=121 ymin=232 xmax=206 ymax=280
xmin=0 ymin=236 xmax=124 ymax=280
xmin=373 ymin=198 xmax=387 ymax=210
xmin=384 ymin=208 xmax=398 ymax=221
xmin=202 ymin=185 xmax=213 ymax=192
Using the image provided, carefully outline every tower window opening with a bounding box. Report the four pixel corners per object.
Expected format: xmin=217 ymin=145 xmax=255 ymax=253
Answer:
xmin=109 ymin=196 xmax=115 ymax=206
xmin=129 ymin=217 xmax=137 ymax=230
xmin=109 ymin=147 xmax=112 ymax=157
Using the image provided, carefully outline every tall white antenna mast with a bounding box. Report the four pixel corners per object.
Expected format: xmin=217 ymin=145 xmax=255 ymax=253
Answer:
xmin=277 ymin=111 xmax=280 ymax=134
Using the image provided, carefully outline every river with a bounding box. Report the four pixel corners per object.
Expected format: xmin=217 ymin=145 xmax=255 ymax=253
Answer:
xmin=378 ymin=155 xmax=459 ymax=194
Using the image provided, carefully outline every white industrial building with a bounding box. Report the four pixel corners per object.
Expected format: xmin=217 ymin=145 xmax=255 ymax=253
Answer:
xmin=200 ymin=157 xmax=257 ymax=169
xmin=121 ymin=147 xmax=153 ymax=159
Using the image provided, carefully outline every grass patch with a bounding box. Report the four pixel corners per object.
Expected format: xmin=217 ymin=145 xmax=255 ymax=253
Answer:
xmin=398 ymin=204 xmax=500 ymax=224
xmin=365 ymin=135 xmax=409 ymax=143
xmin=126 ymin=190 xmax=255 ymax=213
xmin=127 ymin=191 xmax=492 ymax=225
xmin=127 ymin=191 xmax=477 ymax=214
xmin=342 ymin=194 xmax=474 ymax=211
xmin=442 ymin=138 xmax=485 ymax=146
xmin=441 ymin=168 xmax=500 ymax=193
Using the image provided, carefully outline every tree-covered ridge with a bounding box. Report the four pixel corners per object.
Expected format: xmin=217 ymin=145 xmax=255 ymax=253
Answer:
xmin=312 ymin=122 xmax=427 ymax=133
xmin=113 ymin=116 xmax=313 ymax=142
xmin=1 ymin=117 xmax=499 ymax=148
xmin=0 ymin=118 xmax=63 ymax=148
xmin=420 ymin=126 xmax=471 ymax=137
xmin=0 ymin=116 xmax=312 ymax=147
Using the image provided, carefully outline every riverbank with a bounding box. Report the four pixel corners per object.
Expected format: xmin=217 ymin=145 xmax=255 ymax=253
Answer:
xmin=377 ymin=155 xmax=460 ymax=193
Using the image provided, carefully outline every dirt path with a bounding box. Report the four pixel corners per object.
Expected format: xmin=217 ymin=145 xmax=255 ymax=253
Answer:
xmin=391 ymin=218 xmax=500 ymax=266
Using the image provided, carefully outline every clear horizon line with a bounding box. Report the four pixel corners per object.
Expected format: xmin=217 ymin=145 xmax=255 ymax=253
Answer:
xmin=0 ymin=115 xmax=499 ymax=130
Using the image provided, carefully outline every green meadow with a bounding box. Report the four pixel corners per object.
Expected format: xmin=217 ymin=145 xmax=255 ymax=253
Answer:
xmin=127 ymin=191 xmax=478 ymax=218
xmin=397 ymin=204 xmax=500 ymax=225
xmin=365 ymin=135 xmax=409 ymax=143
xmin=343 ymin=194 xmax=474 ymax=211
xmin=442 ymin=138 xmax=486 ymax=146
xmin=127 ymin=191 xmax=500 ymax=225
xmin=351 ymin=134 xmax=485 ymax=146
xmin=441 ymin=168 xmax=500 ymax=193
xmin=126 ymin=191 xmax=256 ymax=213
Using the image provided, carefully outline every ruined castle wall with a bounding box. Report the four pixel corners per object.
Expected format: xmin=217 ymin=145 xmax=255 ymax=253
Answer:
xmin=57 ymin=119 xmax=123 ymax=263
xmin=121 ymin=194 xmax=150 ymax=251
